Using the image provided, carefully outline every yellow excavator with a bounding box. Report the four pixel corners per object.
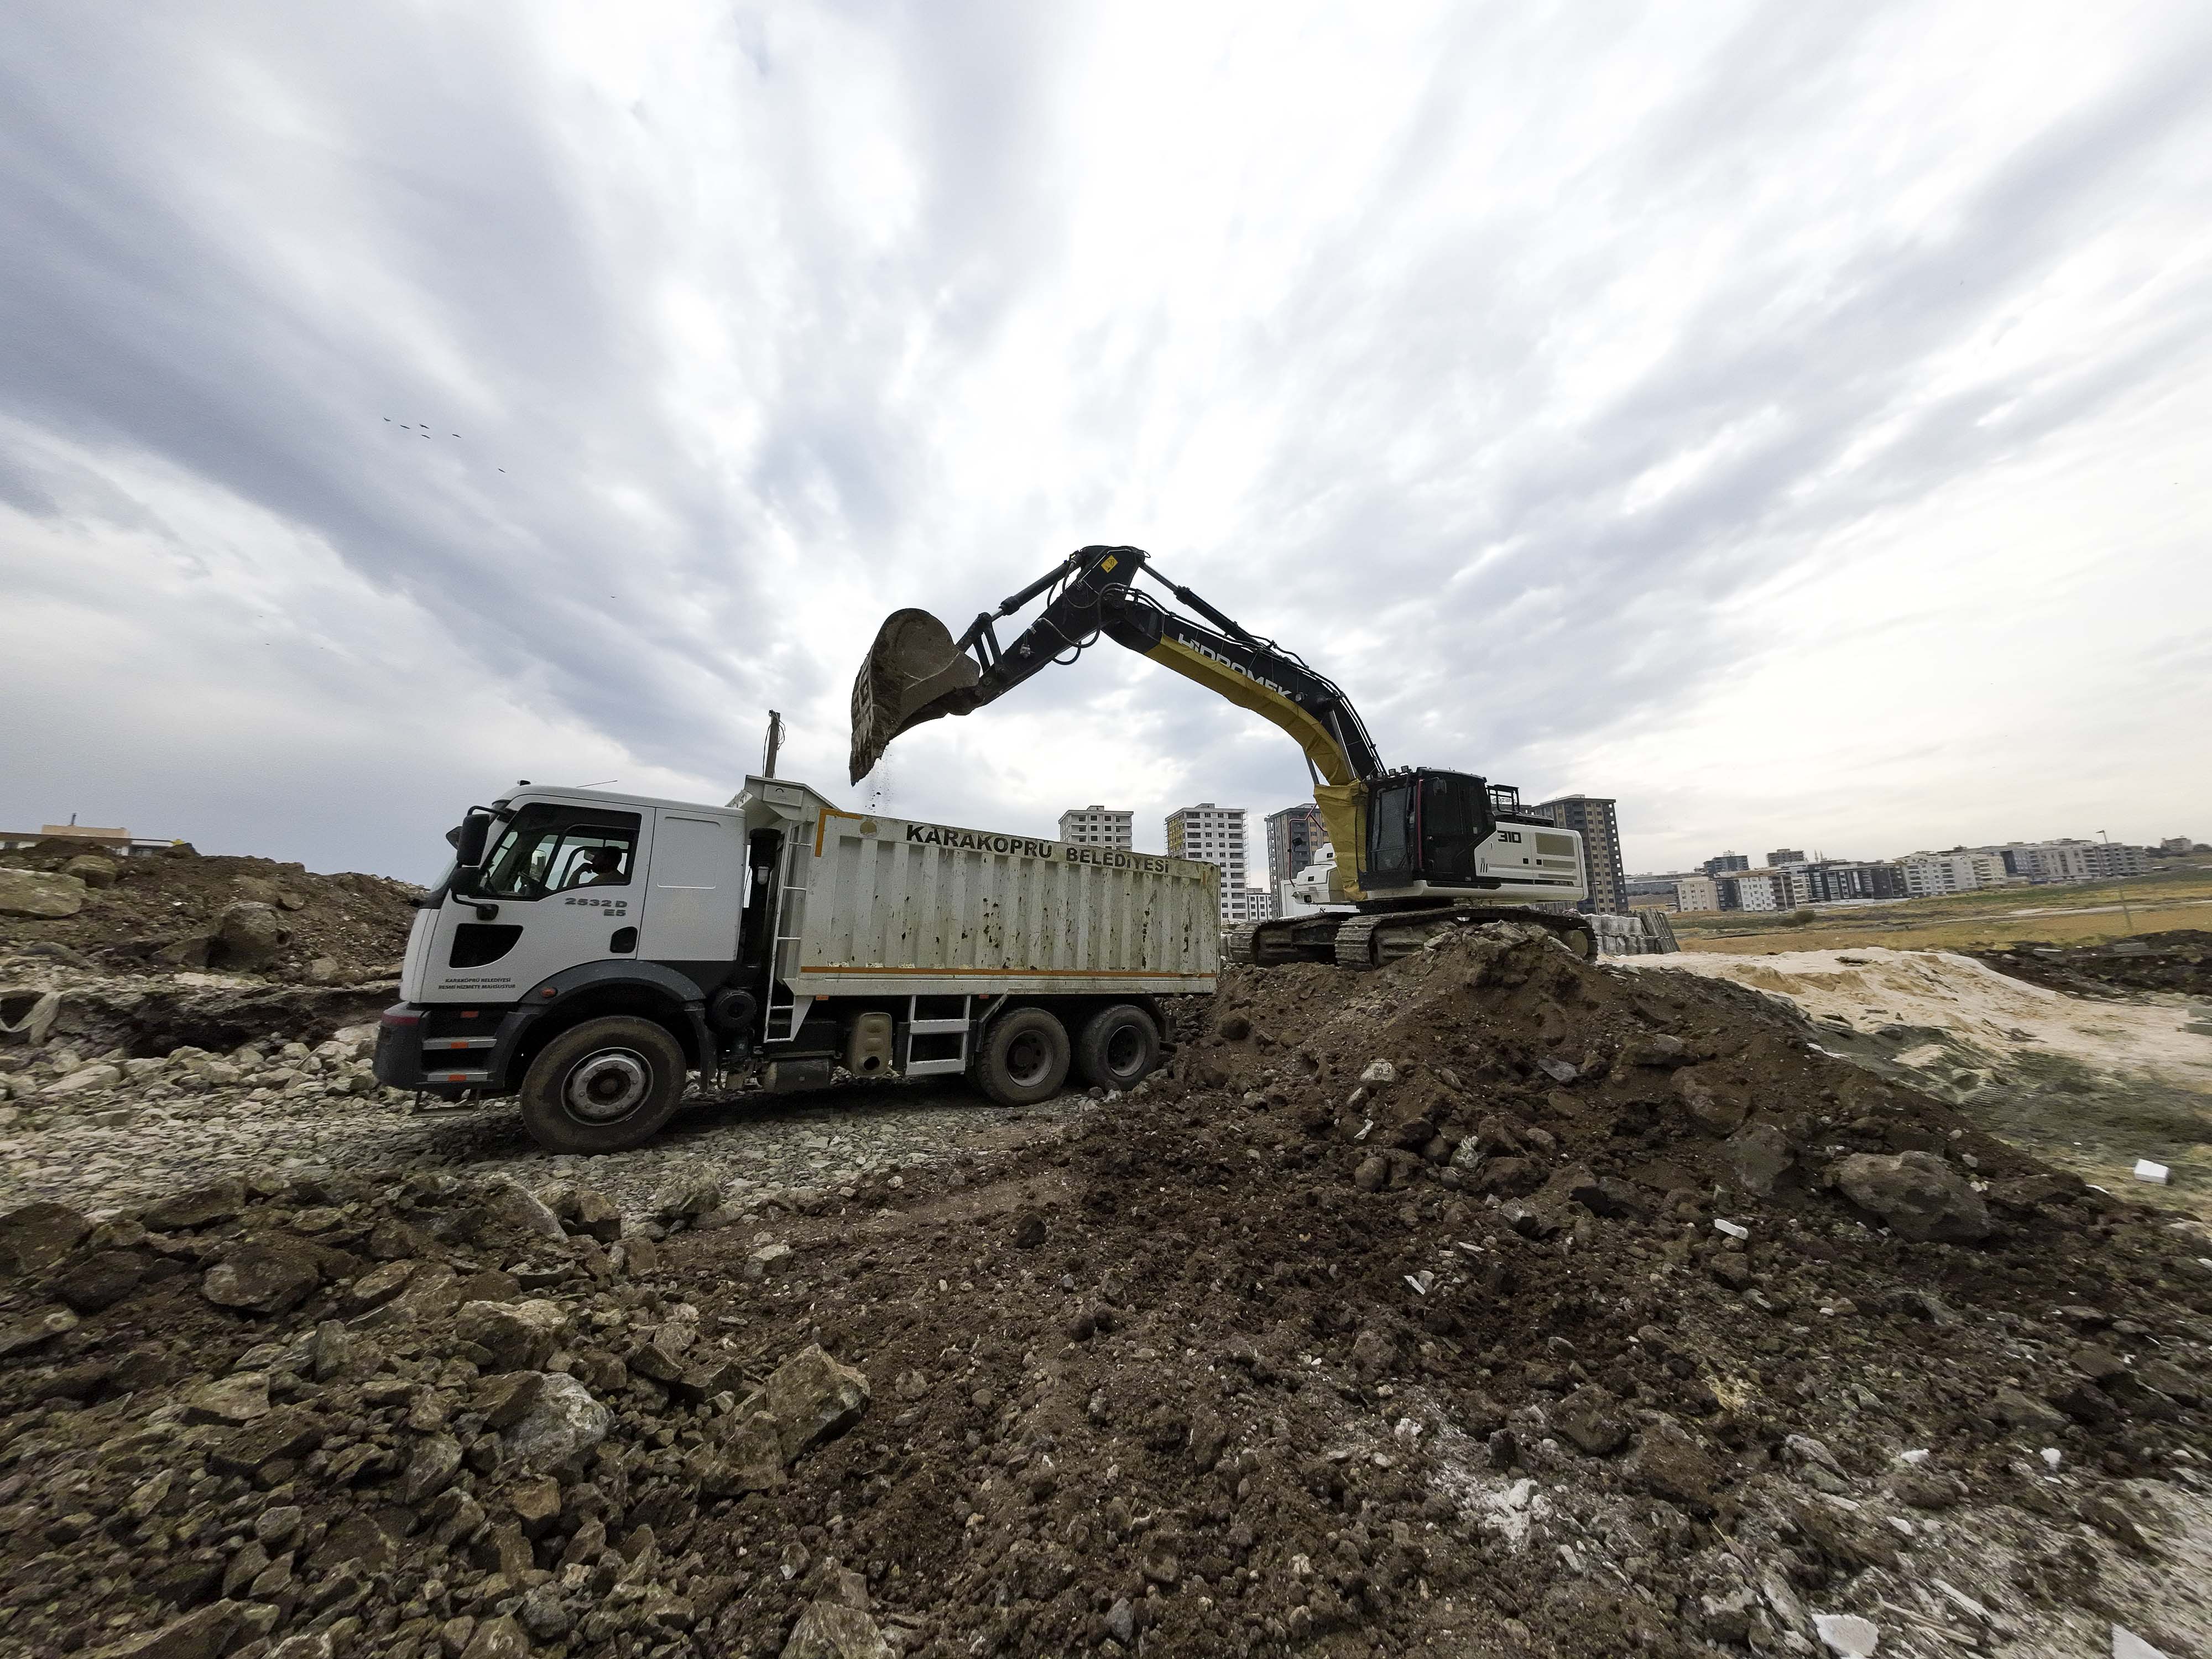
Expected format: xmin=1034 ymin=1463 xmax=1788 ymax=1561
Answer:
xmin=850 ymin=544 xmax=1604 ymax=968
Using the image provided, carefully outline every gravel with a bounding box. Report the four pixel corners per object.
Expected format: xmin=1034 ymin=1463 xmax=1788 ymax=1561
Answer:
xmin=0 ymin=1031 xmax=1092 ymax=1223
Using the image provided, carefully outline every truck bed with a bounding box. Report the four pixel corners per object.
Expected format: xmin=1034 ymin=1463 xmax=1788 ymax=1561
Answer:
xmin=775 ymin=800 xmax=1218 ymax=998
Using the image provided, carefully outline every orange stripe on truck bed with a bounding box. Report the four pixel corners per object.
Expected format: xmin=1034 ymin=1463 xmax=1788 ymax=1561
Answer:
xmin=799 ymin=964 xmax=1211 ymax=979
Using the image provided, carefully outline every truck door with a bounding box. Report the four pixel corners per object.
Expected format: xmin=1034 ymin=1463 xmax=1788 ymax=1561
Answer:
xmin=422 ymin=803 xmax=651 ymax=1000
xmin=640 ymin=810 xmax=742 ymax=973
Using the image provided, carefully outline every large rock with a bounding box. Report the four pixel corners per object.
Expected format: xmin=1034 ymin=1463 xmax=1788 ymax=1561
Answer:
xmin=503 ymin=1374 xmax=611 ymax=1472
xmin=54 ymin=1249 xmax=148 ymax=1312
xmin=1833 ymin=1151 xmax=1992 ymax=1243
xmin=0 ymin=869 xmax=86 ymax=919
xmin=1673 ymin=1070 xmax=1744 ymax=1135
xmin=477 ymin=1179 xmax=567 ymax=1241
xmin=401 ymin=1434 xmax=463 ymax=1504
xmin=457 ymin=1299 xmax=571 ymax=1372
xmin=88 ymin=1600 xmax=247 ymax=1659
xmin=207 ymin=1410 xmax=325 ymax=1478
xmin=211 ymin=902 xmax=286 ymax=971
xmin=753 ymin=1345 xmax=872 ymax=1464
xmin=690 ymin=1413 xmax=787 ymax=1496
xmin=61 ymin=855 xmax=121 ymax=889
xmin=0 ymin=1199 xmax=94 ymax=1274
xmin=782 ymin=1601 xmax=893 ymax=1659
xmin=1625 ymin=1414 xmax=1721 ymax=1507
xmin=458 ymin=1615 xmax=530 ymax=1659
xmin=46 ymin=1063 xmax=124 ymax=1096
xmin=1553 ymin=1384 xmax=1630 ymax=1455
xmin=143 ymin=1178 xmax=248 ymax=1232
xmin=1722 ymin=1121 xmax=1796 ymax=1198
xmin=202 ymin=1243 xmax=322 ymax=1316
xmin=185 ymin=1372 xmax=272 ymax=1425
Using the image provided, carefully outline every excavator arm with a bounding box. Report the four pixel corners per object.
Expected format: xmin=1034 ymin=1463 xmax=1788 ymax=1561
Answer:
xmin=850 ymin=545 xmax=1380 ymax=891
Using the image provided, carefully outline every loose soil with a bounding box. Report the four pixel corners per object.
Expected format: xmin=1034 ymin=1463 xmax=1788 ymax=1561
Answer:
xmin=0 ymin=839 xmax=419 ymax=983
xmin=1645 ymin=942 xmax=2212 ymax=1219
xmin=2 ymin=925 xmax=2208 ymax=1659
xmin=1973 ymin=931 xmax=2212 ymax=1003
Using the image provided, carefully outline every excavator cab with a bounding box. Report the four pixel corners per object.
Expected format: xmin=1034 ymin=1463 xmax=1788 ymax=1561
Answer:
xmin=1363 ymin=770 xmax=1494 ymax=890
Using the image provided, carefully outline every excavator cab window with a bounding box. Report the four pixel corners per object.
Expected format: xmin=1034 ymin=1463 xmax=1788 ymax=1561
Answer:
xmin=1416 ymin=771 xmax=1492 ymax=884
xmin=1366 ymin=782 xmax=1415 ymax=880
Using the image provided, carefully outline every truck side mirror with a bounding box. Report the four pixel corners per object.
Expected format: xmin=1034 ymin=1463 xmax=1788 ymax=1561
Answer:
xmin=453 ymin=807 xmax=494 ymax=870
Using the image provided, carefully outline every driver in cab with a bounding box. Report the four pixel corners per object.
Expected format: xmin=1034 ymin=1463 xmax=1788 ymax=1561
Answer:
xmin=565 ymin=847 xmax=625 ymax=889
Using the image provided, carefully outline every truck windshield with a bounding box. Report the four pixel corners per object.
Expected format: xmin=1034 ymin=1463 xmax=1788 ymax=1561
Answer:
xmin=479 ymin=805 xmax=642 ymax=899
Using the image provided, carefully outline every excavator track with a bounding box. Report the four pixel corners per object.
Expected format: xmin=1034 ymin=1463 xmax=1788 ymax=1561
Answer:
xmin=1328 ymin=906 xmax=1596 ymax=970
xmin=1235 ymin=914 xmax=1348 ymax=967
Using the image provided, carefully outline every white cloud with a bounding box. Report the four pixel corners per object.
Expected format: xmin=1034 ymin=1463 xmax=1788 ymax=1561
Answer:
xmin=1 ymin=1 xmax=2206 ymax=878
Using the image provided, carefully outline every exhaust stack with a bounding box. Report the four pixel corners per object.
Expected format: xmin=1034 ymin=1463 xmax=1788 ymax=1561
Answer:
xmin=848 ymin=608 xmax=984 ymax=782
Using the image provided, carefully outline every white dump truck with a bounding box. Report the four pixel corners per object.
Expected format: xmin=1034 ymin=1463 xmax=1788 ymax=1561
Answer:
xmin=374 ymin=776 xmax=1219 ymax=1151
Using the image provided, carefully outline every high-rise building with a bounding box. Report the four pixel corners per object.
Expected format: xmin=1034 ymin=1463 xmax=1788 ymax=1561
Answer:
xmin=1702 ymin=853 xmax=1750 ymax=877
xmin=1166 ymin=804 xmax=1249 ymax=926
xmin=1767 ymin=848 xmax=1807 ymax=868
xmin=1264 ymin=802 xmax=1327 ymax=886
xmin=1056 ymin=805 xmax=1133 ymax=848
xmin=1532 ymin=795 xmax=1626 ymax=915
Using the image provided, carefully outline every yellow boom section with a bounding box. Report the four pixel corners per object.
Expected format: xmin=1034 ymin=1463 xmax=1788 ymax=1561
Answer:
xmin=1142 ymin=635 xmax=1369 ymax=900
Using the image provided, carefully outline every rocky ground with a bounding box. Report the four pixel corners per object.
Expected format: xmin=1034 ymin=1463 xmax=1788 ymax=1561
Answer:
xmin=0 ymin=837 xmax=417 ymax=985
xmin=1 ymin=924 xmax=2209 ymax=1659
xmin=0 ymin=1002 xmax=1088 ymax=1225
xmin=1973 ymin=932 xmax=2212 ymax=1003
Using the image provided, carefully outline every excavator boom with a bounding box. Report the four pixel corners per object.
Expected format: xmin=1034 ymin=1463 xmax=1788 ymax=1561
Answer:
xmin=848 ymin=544 xmax=1615 ymax=963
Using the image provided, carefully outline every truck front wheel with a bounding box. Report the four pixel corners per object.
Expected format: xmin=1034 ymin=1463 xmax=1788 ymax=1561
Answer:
xmin=973 ymin=1008 xmax=1071 ymax=1107
xmin=1076 ymin=1004 xmax=1160 ymax=1091
xmin=519 ymin=1016 xmax=686 ymax=1154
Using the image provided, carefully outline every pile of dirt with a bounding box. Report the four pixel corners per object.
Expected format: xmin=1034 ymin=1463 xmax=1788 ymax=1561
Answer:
xmin=1 ymin=977 xmax=399 ymax=1065
xmin=0 ymin=838 xmax=420 ymax=984
xmin=3 ymin=925 xmax=2209 ymax=1659
xmin=1975 ymin=931 xmax=2212 ymax=1001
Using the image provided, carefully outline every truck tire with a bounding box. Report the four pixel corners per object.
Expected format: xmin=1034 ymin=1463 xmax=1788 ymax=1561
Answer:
xmin=973 ymin=1007 xmax=1071 ymax=1107
xmin=1075 ymin=1003 xmax=1160 ymax=1091
xmin=519 ymin=1015 xmax=686 ymax=1154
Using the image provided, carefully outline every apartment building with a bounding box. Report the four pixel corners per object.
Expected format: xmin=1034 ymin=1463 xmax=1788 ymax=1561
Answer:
xmin=1808 ymin=862 xmax=1909 ymax=901
xmin=1767 ymin=848 xmax=1806 ymax=868
xmin=1673 ymin=874 xmax=1720 ymax=913
xmin=1166 ymin=803 xmax=1250 ymax=926
xmin=1264 ymin=802 xmax=1328 ymax=887
xmin=1900 ymin=851 xmax=2009 ymax=897
xmin=1702 ymin=853 xmax=1750 ymax=877
xmin=2080 ymin=841 xmax=2149 ymax=879
xmin=1056 ymin=805 xmax=1133 ymax=848
xmin=1533 ymin=794 xmax=1626 ymax=914
xmin=1719 ymin=871 xmax=1788 ymax=911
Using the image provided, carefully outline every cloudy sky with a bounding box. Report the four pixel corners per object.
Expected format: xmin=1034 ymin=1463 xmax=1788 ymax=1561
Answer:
xmin=3 ymin=1 xmax=2208 ymax=884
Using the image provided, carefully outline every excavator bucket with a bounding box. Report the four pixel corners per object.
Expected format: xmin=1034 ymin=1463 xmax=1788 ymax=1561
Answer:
xmin=848 ymin=608 xmax=984 ymax=782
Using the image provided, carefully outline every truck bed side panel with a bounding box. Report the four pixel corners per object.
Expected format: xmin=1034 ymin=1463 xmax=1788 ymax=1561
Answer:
xmin=791 ymin=808 xmax=1217 ymax=997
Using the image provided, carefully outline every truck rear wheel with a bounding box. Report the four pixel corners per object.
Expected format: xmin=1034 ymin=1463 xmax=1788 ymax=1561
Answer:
xmin=519 ymin=1015 xmax=686 ymax=1154
xmin=1076 ymin=1003 xmax=1160 ymax=1091
xmin=973 ymin=1007 xmax=1071 ymax=1107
